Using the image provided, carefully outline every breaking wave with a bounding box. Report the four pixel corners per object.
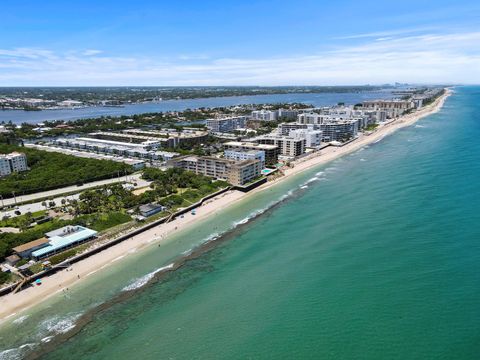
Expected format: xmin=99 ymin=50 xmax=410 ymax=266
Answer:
xmin=0 ymin=343 xmax=36 ymax=360
xmin=122 ymin=263 xmax=175 ymax=292
xmin=39 ymin=313 xmax=82 ymax=335
xmin=11 ymin=315 xmax=29 ymax=325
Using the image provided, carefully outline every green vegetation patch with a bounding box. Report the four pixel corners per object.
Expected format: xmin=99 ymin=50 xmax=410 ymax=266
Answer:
xmin=78 ymin=212 xmax=132 ymax=232
xmin=364 ymin=124 xmax=379 ymax=131
xmin=0 ymin=144 xmax=133 ymax=198
xmin=48 ymin=244 xmax=89 ymax=265
xmin=0 ymin=210 xmax=46 ymax=228
xmin=0 ymin=271 xmax=12 ymax=286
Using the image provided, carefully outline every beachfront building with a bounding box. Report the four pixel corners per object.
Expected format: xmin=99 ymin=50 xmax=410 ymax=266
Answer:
xmin=138 ymin=203 xmax=166 ymax=218
xmin=279 ymin=120 xmax=357 ymax=143
xmin=206 ymin=116 xmax=247 ymax=133
xmin=289 ymin=129 xmax=323 ymax=148
xmin=13 ymin=225 xmax=98 ymax=260
xmin=227 ymin=159 xmax=262 ymax=186
xmin=256 ymin=135 xmax=306 ymax=158
xmin=318 ymin=121 xmax=358 ymax=142
xmin=223 ymin=141 xmax=279 ymax=166
xmin=277 ymin=124 xmax=322 ymax=147
xmin=0 ymin=152 xmax=28 ymax=177
xmin=12 ymin=238 xmax=50 ymax=259
xmin=411 ymin=88 xmax=444 ymax=109
xmin=278 ymin=123 xmax=314 ymax=136
xmin=171 ymin=156 xmax=229 ymax=179
xmin=224 ymin=149 xmax=265 ymax=169
xmin=362 ymin=99 xmax=414 ymax=118
xmin=298 ymin=106 xmax=389 ymax=127
xmin=169 ymin=155 xmax=261 ymax=186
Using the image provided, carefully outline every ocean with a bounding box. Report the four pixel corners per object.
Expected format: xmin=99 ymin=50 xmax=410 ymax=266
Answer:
xmin=1 ymin=86 xmax=479 ymax=359
xmin=0 ymin=90 xmax=393 ymax=125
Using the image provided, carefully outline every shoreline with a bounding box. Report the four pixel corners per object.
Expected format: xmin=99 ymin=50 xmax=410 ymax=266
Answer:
xmin=0 ymin=89 xmax=451 ymax=324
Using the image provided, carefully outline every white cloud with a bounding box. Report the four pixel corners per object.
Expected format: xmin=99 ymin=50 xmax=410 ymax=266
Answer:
xmin=334 ymin=26 xmax=439 ymax=40
xmin=82 ymin=49 xmax=103 ymax=56
xmin=0 ymin=31 xmax=479 ymax=85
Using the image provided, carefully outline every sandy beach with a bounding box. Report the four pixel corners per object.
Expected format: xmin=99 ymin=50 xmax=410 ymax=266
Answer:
xmin=0 ymin=89 xmax=451 ymax=323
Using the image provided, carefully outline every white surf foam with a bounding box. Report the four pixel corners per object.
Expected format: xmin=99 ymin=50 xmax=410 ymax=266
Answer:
xmin=39 ymin=313 xmax=82 ymax=335
xmin=302 ymin=176 xmax=319 ymax=186
xmin=181 ymin=247 xmax=195 ymax=256
xmin=0 ymin=348 xmax=21 ymax=360
xmin=11 ymin=315 xmax=29 ymax=325
xmin=122 ymin=263 xmax=175 ymax=292
xmin=40 ymin=336 xmax=54 ymax=343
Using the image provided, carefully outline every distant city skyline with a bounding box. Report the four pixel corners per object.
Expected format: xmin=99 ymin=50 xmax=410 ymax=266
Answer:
xmin=1 ymin=0 xmax=479 ymax=86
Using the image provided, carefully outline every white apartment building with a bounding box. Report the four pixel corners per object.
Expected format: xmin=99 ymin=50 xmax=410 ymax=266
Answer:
xmin=362 ymin=100 xmax=414 ymax=118
xmin=52 ymin=137 xmax=178 ymax=162
xmin=0 ymin=158 xmax=11 ymax=177
xmin=279 ymin=121 xmax=357 ymax=143
xmin=289 ymin=129 xmax=323 ymax=148
xmin=298 ymin=112 xmax=321 ymax=124
xmin=318 ymin=121 xmax=358 ymax=142
xmin=251 ymin=110 xmax=278 ymax=122
xmin=224 ymin=149 xmax=265 ymax=169
xmin=277 ymin=109 xmax=299 ymax=120
xmin=297 ymin=112 xmax=336 ymax=124
xmin=256 ymin=135 xmax=305 ymax=158
xmin=206 ymin=116 xmax=247 ymax=133
xmin=223 ymin=141 xmax=279 ymax=166
xmin=0 ymin=152 xmax=28 ymax=177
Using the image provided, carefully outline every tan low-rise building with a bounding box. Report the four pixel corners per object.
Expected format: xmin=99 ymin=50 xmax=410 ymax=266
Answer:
xmin=169 ymin=155 xmax=261 ymax=186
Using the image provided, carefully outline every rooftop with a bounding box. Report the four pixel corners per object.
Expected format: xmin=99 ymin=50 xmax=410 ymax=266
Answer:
xmin=224 ymin=141 xmax=277 ymax=150
xmin=12 ymin=237 xmax=49 ymax=253
xmin=32 ymin=226 xmax=97 ymax=258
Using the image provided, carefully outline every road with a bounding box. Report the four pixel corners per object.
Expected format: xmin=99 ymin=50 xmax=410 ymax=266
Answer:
xmin=0 ymin=174 xmax=151 ymax=219
xmin=1 ymin=173 xmax=147 ymax=208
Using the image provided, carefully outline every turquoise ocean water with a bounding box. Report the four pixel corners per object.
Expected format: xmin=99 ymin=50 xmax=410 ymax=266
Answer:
xmin=1 ymin=86 xmax=479 ymax=359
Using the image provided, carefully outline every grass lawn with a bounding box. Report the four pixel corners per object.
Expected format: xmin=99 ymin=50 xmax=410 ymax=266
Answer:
xmin=77 ymin=212 xmax=132 ymax=232
xmin=0 ymin=210 xmax=46 ymax=228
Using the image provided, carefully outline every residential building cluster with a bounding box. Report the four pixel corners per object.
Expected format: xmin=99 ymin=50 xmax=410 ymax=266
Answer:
xmin=0 ymin=97 xmax=84 ymax=109
xmin=31 ymin=128 xmax=210 ymax=170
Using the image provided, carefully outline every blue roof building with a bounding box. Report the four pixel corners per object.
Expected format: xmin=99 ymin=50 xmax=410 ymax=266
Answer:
xmin=31 ymin=225 xmax=97 ymax=260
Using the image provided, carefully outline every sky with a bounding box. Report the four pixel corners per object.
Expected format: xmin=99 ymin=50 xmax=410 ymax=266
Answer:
xmin=1 ymin=0 xmax=480 ymax=86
